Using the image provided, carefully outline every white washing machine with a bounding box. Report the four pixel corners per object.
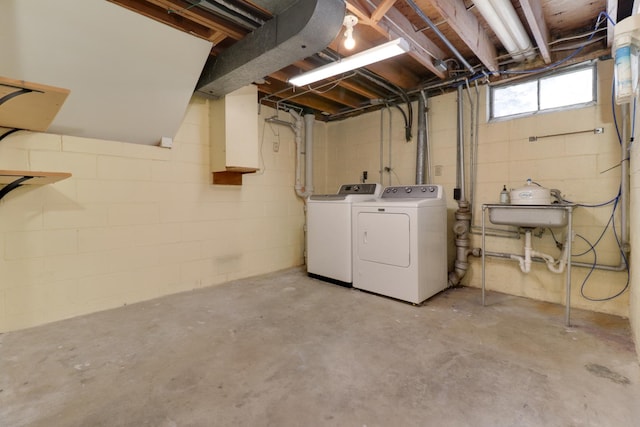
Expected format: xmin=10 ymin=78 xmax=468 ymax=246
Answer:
xmin=351 ymin=185 xmax=447 ymax=304
xmin=307 ymin=183 xmax=382 ymax=286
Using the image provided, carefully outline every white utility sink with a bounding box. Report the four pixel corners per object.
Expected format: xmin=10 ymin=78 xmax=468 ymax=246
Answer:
xmin=488 ymin=204 xmax=572 ymax=228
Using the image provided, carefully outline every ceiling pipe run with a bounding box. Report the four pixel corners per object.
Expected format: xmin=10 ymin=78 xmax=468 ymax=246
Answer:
xmin=196 ymin=0 xmax=345 ymax=98
xmin=404 ymin=0 xmax=475 ymax=73
xmin=473 ymin=0 xmax=535 ymax=62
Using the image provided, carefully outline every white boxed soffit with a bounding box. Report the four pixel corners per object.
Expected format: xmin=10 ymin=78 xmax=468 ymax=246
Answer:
xmin=0 ymin=0 xmax=212 ymax=145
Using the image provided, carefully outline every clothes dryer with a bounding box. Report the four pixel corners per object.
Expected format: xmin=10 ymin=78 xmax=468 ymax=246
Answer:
xmin=307 ymin=183 xmax=381 ymax=286
xmin=351 ymin=185 xmax=447 ymax=303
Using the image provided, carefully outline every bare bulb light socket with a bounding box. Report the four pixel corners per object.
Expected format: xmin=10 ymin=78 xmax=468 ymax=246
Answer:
xmin=343 ymin=15 xmax=358 ymax=50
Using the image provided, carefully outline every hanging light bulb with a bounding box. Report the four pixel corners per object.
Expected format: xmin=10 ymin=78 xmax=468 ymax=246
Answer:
xmin=343 ymin=15 xmax=358 ymax=50
xmin=344 ymin=27 xmax=356 ymax=50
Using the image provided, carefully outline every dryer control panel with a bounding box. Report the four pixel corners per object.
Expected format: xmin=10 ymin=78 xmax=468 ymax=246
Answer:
xmin=338 ymin=183 xmax=380 ymax=195
xmin=381 ymin=185 xmax=441 ymax=199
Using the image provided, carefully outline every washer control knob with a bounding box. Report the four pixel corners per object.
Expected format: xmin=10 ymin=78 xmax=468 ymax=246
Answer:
xmin=405 ymin=187 xmax=412 ymax=193
xmin=392 ymin=188 xmax=397 ymax=193
xmin=429 ymin=186 xmax=435 ymax=192
xmin=385 ymin=188 xmax=391 ymax=193
xmin=353 ymin=185 xmax=360 ymax=192
xmin=421 ymin=187 xmax=427 ymax=192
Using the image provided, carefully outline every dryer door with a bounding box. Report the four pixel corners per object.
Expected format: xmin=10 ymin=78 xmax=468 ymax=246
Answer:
xmin=355 ymin=212 xmax=410 ymax=267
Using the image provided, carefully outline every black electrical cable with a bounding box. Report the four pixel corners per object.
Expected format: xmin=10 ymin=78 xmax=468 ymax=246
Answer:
xmin=569 ymin=194 xmax=629 ymax=301
xmin=575 ymin=233 xmax=599 ymax=301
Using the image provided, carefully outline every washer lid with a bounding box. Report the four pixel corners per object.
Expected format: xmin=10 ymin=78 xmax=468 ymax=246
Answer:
xmin=309 ymin=194 xmax=348 ymax=201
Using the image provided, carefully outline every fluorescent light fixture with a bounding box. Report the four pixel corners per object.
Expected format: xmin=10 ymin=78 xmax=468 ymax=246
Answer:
xmin=289 ymin=38 xmax=410 ymax=87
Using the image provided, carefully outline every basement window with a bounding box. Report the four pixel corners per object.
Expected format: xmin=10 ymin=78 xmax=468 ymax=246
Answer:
xmin=490 ymin=63 xmax=596 ymax=120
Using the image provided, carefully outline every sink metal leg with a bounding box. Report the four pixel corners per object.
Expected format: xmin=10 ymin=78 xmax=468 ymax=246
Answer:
xmin=482 ymin=205 xmax=486 ymax=306
xmin=565 ymin=209 xmax=573 ymax=326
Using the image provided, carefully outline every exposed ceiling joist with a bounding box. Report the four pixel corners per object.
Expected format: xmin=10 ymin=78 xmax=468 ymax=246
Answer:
xmin=371 ymin=0 xmax=398 ymax=24
xmin=519 ymin=0 xmax=551 ymax=64
xmin=269 ymin=71 xmax=364 ymax=108
xmin=346 ymin=0 xmax=447 ymax=78
xmin=259 ymin=84 xmax=346 ymax=114
xmin=607 ymin=0 xmax=618 ymax=47
xmin=105 ymin=0 xmax=616 ymax=123
xmin=108 ymin=0 xmax=223 ymax=40
xmin=426 ymin=0 xmax=498 ymax=72
xmin=110 ymin=0 xmax=248 ymax=42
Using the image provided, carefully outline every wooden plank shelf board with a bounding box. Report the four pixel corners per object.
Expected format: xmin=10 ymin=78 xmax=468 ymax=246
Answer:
xmin=0 ymin=170 xmax=72 ymax=201
xmin=0 ymin=170 xmax=72 ymax=185
xmin=0 ymin=77 xmax=70 ymax=132
xmin=212 ymin=167 xmax=259 ymax=185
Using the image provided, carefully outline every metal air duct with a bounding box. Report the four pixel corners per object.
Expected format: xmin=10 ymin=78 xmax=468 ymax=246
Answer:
xmin=196 ymin=0 xmax=345 ymax=98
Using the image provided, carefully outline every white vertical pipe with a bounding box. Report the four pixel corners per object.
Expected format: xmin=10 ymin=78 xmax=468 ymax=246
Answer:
xmin=416 ymin=93 xmax=427 ymax=184
xmin=388 ymin=105 xmax=393 ymax=185
xmin=304 ymin=112 xmax=315 ymax=195
xmin=379 ymin=108 xmax=385 ymax=184
xmin=290 ymin=110 xmax=304 ymax=194
xmin=456 ymin=85 xmax=466 ymax=202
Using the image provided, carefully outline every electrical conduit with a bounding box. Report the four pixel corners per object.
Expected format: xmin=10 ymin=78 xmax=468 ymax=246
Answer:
xmin=268 ymin=110 xmax=314 ymax=199
xmin=415 ymin=91 xmax=427 ymax=184
xmin=303 ymin=112 xmax=315 ymax=196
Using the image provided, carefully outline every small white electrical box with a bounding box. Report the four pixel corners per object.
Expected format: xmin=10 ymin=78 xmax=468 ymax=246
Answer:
xmin=160 ymin=136 xmax=173 ymax=148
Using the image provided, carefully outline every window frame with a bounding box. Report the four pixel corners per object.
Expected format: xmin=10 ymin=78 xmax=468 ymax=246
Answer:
xmin=489 ymin=62 xmax=597 ymax=121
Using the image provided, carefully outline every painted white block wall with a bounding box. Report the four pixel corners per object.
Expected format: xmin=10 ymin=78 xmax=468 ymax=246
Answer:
xmin=0 ymin=97 xmax=311 ymax=331
xmin=319 ymin=60 xmax=630 ymax=319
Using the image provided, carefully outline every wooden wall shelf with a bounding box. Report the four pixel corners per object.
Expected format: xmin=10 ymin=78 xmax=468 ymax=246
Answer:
xmin=0 ymin=76 xmax=70 ymax=139
xmin=0 ymin=170 xmax=72 ymax=201
xmin=212 ymin=167 xmax=258 ymax=185
xmin=0 ymin=77 xmax=72 ymax=201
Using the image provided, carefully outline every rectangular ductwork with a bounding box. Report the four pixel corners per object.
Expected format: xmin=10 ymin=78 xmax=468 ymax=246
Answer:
xmin=196 ymin=0 xmax=345 ymax=98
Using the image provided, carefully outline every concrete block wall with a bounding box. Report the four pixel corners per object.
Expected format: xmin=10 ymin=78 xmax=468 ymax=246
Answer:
xmin=0 ymin=97 xmax=308 ymax=331
xmin=320 ymin=60 xmax=630 ymax=318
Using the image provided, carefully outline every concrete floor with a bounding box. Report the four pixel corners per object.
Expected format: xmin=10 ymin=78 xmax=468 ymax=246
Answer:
xmin=1 ymin=268 xmax=639 ymax=427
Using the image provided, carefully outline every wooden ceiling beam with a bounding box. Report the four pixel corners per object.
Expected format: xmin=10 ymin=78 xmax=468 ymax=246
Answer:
xmin=371 ymin=0 xmax=397 ymax=24
xmin=346 ymin=0 xmax=447 ymax=78
xmin=268 ymin=71 xmax=364 ymax=108
xmin=426 ymin=0 xmax=498 ymax=72
xmin=129 ymin=0 xmax=246 ymax=41
xmin=108 ymin=0 xmax=219 ymax=41
xmin=519 ymin=0 xmax=551 ymax=64
xmin=291 ymin=61 xmax=382 ymax=99
xmin=259 ymin=85 xmax=343 ymax=114
xmin=606 ymin=0 xmax=618 ymax=47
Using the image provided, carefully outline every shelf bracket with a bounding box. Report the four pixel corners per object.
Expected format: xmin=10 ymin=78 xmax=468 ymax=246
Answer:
xmin=0 ymin=176 xmax=34 ymax=201
xmin=0 ymin=86 xmax=38 ymax=140
xmin=0 ymin=128 xmax=21 ymax=141
xmin=0 ymin=87 xmax=35 ymax=106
